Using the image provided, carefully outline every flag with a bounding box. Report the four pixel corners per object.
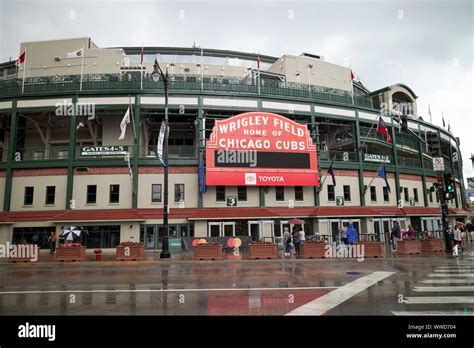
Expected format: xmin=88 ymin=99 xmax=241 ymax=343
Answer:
xmin=157 ymin=121 xmax=168 ymax=167
xmin=257 ymin=54 xmax=260 ymax=70
xmin=327 ymin=165 xmax=336 ymax=187
xmin=442 ymin=113 xmax=445 ymax=128
xmin=118 ymin=108 xmax=130 ymax=140
xmin=350 ymin=69 xmax=356 ymax=81
xmin=140 ymin=46 xmax=144 ymax=65
xmin=377 ymin=164 xmax=391 ymax=193
xmin=428 ymin=104 xmax=432 ymax=123
xmin=199 ymin=158 xmax=206 ymax=193
xmin=377 ymin=117 xmax=392 ymax=143
xmin=15 ymin=52 xmax=26 ymax=66
xmin=448 ymin=122 xmax=451 ymax=133
xmin=67 ymin=48 xmax=84 ymax=58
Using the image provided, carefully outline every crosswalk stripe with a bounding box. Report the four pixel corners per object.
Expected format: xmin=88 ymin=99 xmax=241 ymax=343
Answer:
xmin=414 ymin=286 xmax=474 ymax=292
xmin=405 ymin=296 xmax=474 ymax=304
xmin=421 ymin=279 xmax=474 ymax=284
xmin=428 ymin=273 xmax=474 ymax=277
xmin=434 ymin=269 xmax=474 ymax=273
xmin=392 ymin=310 xmax=473 ymax=316
xmin=285 ymin=271 xmax=395 ymax=316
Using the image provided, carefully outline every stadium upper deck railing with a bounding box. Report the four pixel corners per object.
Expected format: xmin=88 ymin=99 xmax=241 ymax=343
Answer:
xmin=0 ymin=74 xmax=374 ymax=109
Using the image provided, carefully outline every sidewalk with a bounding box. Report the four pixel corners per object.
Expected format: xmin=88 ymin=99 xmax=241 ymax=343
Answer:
xmin=2 ymin=241 xmax=471 ymax=264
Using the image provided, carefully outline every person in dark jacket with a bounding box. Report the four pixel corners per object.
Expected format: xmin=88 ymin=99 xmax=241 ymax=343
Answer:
xmin=346 ymin=222 xmax=358 ymax=245
xmin=391 ymin=221 xmax=401 ymax=252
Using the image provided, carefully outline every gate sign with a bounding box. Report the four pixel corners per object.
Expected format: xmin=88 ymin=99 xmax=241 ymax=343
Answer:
xmin=205 ymin=112 xmax=318 ymax=186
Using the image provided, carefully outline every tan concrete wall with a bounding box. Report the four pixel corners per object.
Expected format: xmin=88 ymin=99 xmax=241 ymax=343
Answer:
xmin=137 ymin=174 xmax=198 ymax=208
xmin=0 ymin=225 xmax=12 ymax=246
xmin=399 ymin=178 xmax=424 ymax=206
xmin=19 ymin=38 xmax=124 ymax=78
xmin=10 ymin=176 xmax=67 ymax=211
xmin=263 ymin=186 xmax=315 ymax=207
xmin=203 ymin=186 xmax=259 ymax=207
xmin=194 ymin=220 xmax=207 ymax=237
xmin=363 ymin=177 xmax=397 ymax=206
xmin=72 ymin=174 xmax=133 ymax=209
xmin=319 ymin=176 xmax=361 ymax=206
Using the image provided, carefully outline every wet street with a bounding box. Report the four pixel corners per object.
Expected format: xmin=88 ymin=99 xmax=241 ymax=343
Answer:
xmin=0 ymin=248 xmax=473 ymax=316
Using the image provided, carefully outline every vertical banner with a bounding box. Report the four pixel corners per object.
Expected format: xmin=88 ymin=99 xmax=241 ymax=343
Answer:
xmin=157 ymin=121 xmax=169 ymax=167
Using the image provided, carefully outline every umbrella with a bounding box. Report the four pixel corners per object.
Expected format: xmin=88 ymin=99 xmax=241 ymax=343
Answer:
xmin=62 ymin=226 xmax=82 ymax=241
xmin=288 ymin=219 xmax=305 ymax=225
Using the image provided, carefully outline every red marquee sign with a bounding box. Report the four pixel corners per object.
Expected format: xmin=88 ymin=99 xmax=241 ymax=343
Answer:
xmin=205 ymin=112 xmax=319 ymax=186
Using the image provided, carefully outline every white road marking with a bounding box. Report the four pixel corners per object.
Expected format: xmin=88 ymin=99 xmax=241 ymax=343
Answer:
xmin=404 ymin=296 xmax=474 ymax=304
xmin=392 ymin=310 xmax=473 ymax=316
xmin=0 ymin=286 xmax=337 ymax=295
xmin=428 ymin=273 xmax=474 ymax=277
xmin=421 ymin=279 xmax=474 ymax=284
xmin=414 ymin=286 xmax=474 ymax=292
xmin=434 ymin=269 xmax=474 ymax=272
xmin=285 ymin=271 xmax=395 ymax=316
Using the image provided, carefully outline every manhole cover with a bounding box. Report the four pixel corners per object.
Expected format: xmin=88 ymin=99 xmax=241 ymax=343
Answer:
xmin=346 ymin=272 xmax=362 ymax=275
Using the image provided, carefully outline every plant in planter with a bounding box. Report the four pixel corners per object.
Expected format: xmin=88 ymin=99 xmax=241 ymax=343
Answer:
xmin=248 ymin=240 xmax=277 ymax=259
xmin=357 ymin=241 xmax=383 ymax=258
xmin=397 ymin=238 xmax=422 ymax=255
xmin=300 ymin=240 xmax=327 ymax=259
xmin=194 ymin=242 xmax=223 ymax=260
xmin=56 ymin=243 xmax=86 ymax=262
xmin=421 ymin=236 xmax=444 ymax=252
xmin=116 ymin=242 xmax=145 ymax=261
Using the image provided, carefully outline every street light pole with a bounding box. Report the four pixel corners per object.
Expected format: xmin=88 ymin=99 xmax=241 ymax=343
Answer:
xmin=153 ymin=60 xmax=171 ymax=259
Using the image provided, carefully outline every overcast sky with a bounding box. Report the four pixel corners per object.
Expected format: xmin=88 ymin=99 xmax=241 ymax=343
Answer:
xmin=0 ymin=0 xmax=472 ymax=182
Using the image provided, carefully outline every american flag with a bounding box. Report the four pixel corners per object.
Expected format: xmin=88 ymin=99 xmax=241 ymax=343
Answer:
xmin=377 ymin=117 xmax=392 ymax=143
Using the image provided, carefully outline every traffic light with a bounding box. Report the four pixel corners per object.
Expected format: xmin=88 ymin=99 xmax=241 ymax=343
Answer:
xmin=400 ymin=115 xmax=408 ymax=132
xmin=444 ymin=173 xmax=456 ymax=200
xmin=426 ymin=131 xmax=440 ymax=156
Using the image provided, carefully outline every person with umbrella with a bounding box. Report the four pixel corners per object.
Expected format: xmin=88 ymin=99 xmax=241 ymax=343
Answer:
xmin=62 ymin=226 xmax=83 ymax=244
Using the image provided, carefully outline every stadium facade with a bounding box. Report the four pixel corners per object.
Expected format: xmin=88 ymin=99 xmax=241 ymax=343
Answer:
xmin=0 ymin=37 xmax=468 ymax=250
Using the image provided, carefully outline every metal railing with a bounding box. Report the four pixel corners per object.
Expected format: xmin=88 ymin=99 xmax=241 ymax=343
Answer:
xmin=318 ymin=150 xmax=357 ymax=162
xmin=397 ymin=156 xmax=421 ymax=168
xmin=15 ymin=147 xmax=70 ymax=161
xmin=140 ymin=145 xmax=196 ymax=158
xmin=0 ymin=74 xmax=374 ymax=108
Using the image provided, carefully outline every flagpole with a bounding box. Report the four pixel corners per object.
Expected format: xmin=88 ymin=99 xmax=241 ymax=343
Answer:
xmin=128 ymin=95 xmax=136 ymax=138
xmin=201 ymin=47 xmax=204 ymax=92
xmin=257 ymin=52 xmax=261 ymax=95
xmin=140 ymin=43 xmax=144 ymax=90
xmin=364 ymin=164 xmax=382 ymax=194
xmin=359 ymin=114 xmax=380 ymax=150
xmin=21 ymin=46 xmax=27 ymax=94
xmin=79 ymin=46 xmax=85 ymax=91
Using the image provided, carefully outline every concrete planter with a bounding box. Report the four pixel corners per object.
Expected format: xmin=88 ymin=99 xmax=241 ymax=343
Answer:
xmin=116 ymin=245 xmax=145 ymax=261
xmin=357 ymin=241 xmax=383 ymax=258
xmin=194 ymin=244 xmax=223 ymax=260
xmin=397 ymin=240 xmax=421 ymax=255
xmin=421 ymin=238 xmax=444 ymax=252
xmin=248 ymin=243 xmax=277 ymax=260
xmin=55 ymin=246 xmax=86 ymax=262
xmin=301 ymin=242 xmax=327 ymax=259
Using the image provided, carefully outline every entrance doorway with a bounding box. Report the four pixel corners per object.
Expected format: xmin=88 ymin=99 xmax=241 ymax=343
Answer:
xmin=329 ymin=219 xmax=360 ymax=244
xmin=248 ymin=220 xmax=275 ymax=242
xmin=207 ymin=222 xmax=236 ymax=237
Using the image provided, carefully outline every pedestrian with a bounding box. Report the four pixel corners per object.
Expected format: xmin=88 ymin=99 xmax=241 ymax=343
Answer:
xmin=292 ymin=226 xmax=301 ymax=256
xmin=346 ymin=222 xmax=358 ymax=245
xmin=299 ymin=228 xmax=306 ymax=247
xmin=407 ymin=225 xmax=415 ymax=239
xmin=466 ymin=219 xmax=474 ymax=242
xmin=283 ymin=227 xmax=292 ymax=257
xmin=453 ymin=225 xmax=462 ymax=256
xmin=340 ymin=224 xmax=348 ymax=245
xmin=48 ymin=232 xmax=57 ymax=255
xmin=391 ymin=221 xmax=401 ymax=252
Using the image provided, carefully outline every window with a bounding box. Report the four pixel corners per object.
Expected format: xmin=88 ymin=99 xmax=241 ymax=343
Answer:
xmin=370 ymin=186 xmax=377 ymax=202
xmin=24 ymin=187 xmax=34 ymax=205
xmin=216 ymin=186 xmax=226 ymax=202
xmin=109 ymin=184 xmax=120 ymax=203
xmin=327 ymin=185 xmax=335 ymax=201
xmin=45 ymin=186 xmax=55 ymax=205
xmin=238 ymin=186 xmax=247 ymax=201
xmin=343 ymin=185 xmax=351 ymax=201
xmin=151 ymin=184 xmax=162 ymax=203
xmin=383 ymin=187 xmax=390 ymax=202
xmin=295 ymin=186 xmax=304 ymax=201
xmin=429 ymin=190 xmax=433 ymax=203
xmin=87 ymin=185 xmax=97 ymax=204
xmin=174 ymin=184 xmax=185 ymax=202
xmin=275 ymin=187 xmax=285 ymax=201
xmin=404 ymin=187 xmax=409 ymax=202
xmin=414 ymin=188 xmax=419 ymax=203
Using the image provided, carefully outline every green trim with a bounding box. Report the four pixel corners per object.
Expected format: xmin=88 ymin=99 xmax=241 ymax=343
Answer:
xmin=132 ymin=96 xmax=140 ymax=209
xmin=391 ymin=121 xmax=401 ymax=204
xmin=65 ymin=96 xmax=77 ymax=210
xmin=354 ymin=111 xmax=366 ymax=206
xmin=417 ymin=124 xmax=428 ymax=207
xmin=197 ymin=96 xmax=204 ymax=208
xmin=3 ymin=102 xmax=17 ymax=212
xmin=259 ymin=187 xmax=265 ymax=207
xmin=311 ymin=112 xmax=319 ymax=207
